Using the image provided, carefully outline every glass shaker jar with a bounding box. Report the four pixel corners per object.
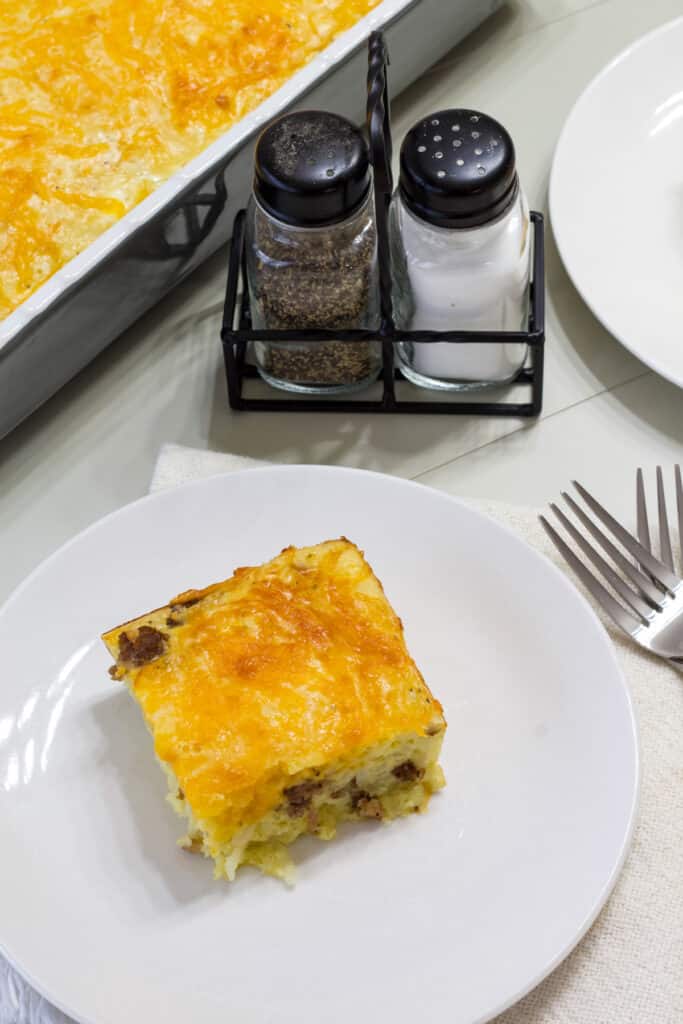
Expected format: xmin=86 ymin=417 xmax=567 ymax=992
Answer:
xmin=389 ymin=109 xmax=531 ymax=391
xmin=245 ymin=110 xmax=381 ymax=394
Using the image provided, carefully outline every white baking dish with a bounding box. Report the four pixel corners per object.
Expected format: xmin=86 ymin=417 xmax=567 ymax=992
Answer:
xmin=0 ymin=0 xmax=499 ymax=438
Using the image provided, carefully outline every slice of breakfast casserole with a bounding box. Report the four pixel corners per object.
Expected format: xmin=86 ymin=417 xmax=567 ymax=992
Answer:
xmin=102 ymin=538 xmax=446 ymax=883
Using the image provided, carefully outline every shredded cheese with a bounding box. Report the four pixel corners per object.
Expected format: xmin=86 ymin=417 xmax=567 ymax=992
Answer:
xmin=0 ymin=0 xmax=381 ymax=319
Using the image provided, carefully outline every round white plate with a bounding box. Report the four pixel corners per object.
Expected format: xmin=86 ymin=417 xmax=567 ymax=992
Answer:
xmin=0 ymin=467 xmax=638 ymax=1024
xmin=550 ymin=16 xmax=683 ymax=387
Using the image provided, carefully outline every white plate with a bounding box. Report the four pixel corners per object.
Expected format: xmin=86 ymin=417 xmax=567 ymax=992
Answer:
xmin=0 ymin=467 xmax=638 ymax=1024
xmin=550 ymin=16 xmax=683 ymax=387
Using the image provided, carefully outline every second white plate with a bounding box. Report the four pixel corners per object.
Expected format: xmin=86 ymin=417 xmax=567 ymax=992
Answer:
xmin=550 ymin=16 xmax=683 ymax=387
xmin=0 ymin=467 xmax=638 ymax=1024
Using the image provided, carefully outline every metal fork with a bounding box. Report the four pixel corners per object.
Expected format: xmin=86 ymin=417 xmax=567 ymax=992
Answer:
xmin=540 ymin=467 xmax=683 ymax=663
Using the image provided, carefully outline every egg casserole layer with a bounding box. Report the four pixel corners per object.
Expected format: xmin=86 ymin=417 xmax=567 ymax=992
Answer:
xmin=0 ymin=0 xmax=381 ymax=321
xmin=103 ymin=539 xmax=446 ymax=883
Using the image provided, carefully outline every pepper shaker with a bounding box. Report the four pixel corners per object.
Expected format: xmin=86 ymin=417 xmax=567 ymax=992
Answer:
xmin=389 ymin=109 xmax=531 ymax=390
xmin=245 ymin=111 xmax=381 ymax=394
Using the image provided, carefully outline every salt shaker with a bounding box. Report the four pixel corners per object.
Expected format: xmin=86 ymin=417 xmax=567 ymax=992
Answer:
xmin=389 ymin=109 xmax=531 ymax=390
xmin=245 ymin=110 xmax=381 ymax=394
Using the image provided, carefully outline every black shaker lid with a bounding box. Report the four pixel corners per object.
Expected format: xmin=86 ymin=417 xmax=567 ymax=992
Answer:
xmin=399 ymin=109 xmax=518 ymax=228
xmin=253 ymin=110 xmax=371 ymax=227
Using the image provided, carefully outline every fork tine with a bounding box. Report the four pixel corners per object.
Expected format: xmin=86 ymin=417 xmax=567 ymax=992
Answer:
xmin=636 ymin=468 xmax=651 ymax=553
xmin=539 ymin=515 xmax=643 ymax=636
xmin=572 ymin=480 xmax=680 ymax=592
xmin=675 ymin=465 xmax=683 ymax=574
xmin=550 ymin=504 xmax=651 ymax=622
xmin=562 ymin=492 xmax=665 ymax=606
xmin=656 ymin=466 xmax=675 ymax=571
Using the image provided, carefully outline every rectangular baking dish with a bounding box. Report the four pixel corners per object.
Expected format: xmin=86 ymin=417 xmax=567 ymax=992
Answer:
xmin=0 ymin=0 xmax=500 ymax=439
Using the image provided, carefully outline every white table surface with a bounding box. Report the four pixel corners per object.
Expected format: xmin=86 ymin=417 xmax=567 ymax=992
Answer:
xmin=1 ymin=0 xmax=682 ymax=607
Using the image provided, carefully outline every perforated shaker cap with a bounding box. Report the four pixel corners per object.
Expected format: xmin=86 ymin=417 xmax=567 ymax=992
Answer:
xmin=253 ymin=110 xmax=371 ymax=227
xmin=399 ymin=109 xmax=518 ymax=228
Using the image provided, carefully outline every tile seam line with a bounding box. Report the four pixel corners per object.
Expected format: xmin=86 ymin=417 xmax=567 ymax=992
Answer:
xmin=423 ymin=0 xmax=613 ymax=81
xmin=408 ymin=368 xmax=652 ymax=482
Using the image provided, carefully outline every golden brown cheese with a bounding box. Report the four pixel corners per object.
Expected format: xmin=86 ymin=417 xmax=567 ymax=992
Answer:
xmin=104 ymin=539 xmax=443 ymax=824
xmin=0 ymin=0 xmax=381 ymax=320
xmin=103 ymin=539 xmax=447 ymax=880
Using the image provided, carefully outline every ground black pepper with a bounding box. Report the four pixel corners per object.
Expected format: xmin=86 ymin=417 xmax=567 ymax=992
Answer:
xmin=265 ymin=340 xmax=376 ymax=386
xmin=247 ymin=195 xmax=380 ymax=389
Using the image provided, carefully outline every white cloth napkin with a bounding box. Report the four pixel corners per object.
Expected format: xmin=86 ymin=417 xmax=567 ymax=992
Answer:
xmin=5 ymin=444 xmax=681 ymax=1024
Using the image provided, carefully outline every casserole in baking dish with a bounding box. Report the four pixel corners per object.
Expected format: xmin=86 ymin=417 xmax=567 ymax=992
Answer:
xmin=0 ymin=0 xmax=499 ymax=438
xmin=0 ymin=0 xmax=381 ymax=321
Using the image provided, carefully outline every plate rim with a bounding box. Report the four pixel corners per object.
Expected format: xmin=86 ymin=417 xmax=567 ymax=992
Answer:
xmin=0 ymin=465 xmax=641 ymax=1024
xmin=549 ymin=13 xmax=683 ymax=389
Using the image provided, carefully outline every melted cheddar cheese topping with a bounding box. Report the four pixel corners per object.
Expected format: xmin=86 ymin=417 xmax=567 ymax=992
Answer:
xmin=103 ymin=540 xmax=444 ymax=831
xmin=0 ymin=0 xmax=381 ymax=320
